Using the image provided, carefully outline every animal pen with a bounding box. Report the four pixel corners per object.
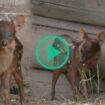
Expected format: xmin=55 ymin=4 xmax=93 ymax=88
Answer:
xmin=0 ymin=0 xmax=105 ymax=105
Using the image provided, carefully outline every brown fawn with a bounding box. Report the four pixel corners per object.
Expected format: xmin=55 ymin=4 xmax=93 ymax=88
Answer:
xmin=0 ymin=15 xmax=25 ymax=105
xmin=51 ymin=29 xmax=105 ymax=100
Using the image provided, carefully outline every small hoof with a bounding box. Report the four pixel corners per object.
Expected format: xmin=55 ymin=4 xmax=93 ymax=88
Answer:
xmin=20 ymin=98 xmax=27 ymax=105
xmin=51 ymin=97 xmax=54 ymax=101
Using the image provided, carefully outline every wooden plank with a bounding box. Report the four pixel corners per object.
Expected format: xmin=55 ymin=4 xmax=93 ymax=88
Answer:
xmin=31 ymin=1 xmax=105 ymax=26
xmin=32 ymin=0 xmax=105 ymax=12
xmin=0 ymin=0 xmax=27 ymax=6
xmin=32 ymin=0 xmax=94 ymax=10
xmin=32 ymin=15 xmax=105 ymax=35
xmin=32 ymin=0 xmax=83 ymax=8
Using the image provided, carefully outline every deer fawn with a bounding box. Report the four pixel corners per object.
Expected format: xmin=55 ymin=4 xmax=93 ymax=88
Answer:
xmin=51 ymin=29 xmax=105 ymax=100
xmin=0 ymin=15 xmax=25 ymax=105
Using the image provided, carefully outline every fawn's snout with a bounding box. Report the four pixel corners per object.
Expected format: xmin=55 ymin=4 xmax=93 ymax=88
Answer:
xmin=79 ymin=53 xmax=85 ymax=64
xmin=79 ymin=41 xmax=94 ymax=65
xmin=0 ymin=21 xmax=15 ymax=48
xmin=79 ymin=42 xmax=100 ymax=67
xmin=1 ymin=39 xmax=7 ymax=47
xmin=1 ymin=32 xmax=10 ymax=47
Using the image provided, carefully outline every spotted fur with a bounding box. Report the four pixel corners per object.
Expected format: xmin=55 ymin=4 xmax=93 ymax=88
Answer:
xmin=0 ymin=15 xmax=25 ymax=105
xmin=51 ymin=29 xmax=105 ymax=100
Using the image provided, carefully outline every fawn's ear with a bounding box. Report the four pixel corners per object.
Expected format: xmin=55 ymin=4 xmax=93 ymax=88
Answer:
xmin=97 ymin=32 xmax=105 ymax=44
xmin=97 ymin=32 xmax=105 ymax=43
xmin=79 ymin=28 xmax=88 ymax=41
xmin=12 ymin=15 xmax=25 ymax=31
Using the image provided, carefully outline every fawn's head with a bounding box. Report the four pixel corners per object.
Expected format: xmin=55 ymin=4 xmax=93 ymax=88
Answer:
xmin=0 ymin=15 xmax=25 ymax=48
xmin=78 ymin=28 xmax=105 ymax=67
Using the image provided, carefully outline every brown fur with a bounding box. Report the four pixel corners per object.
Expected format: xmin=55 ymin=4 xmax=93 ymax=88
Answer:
xmin=0 ymin=16 xmax=25 ymax=105
xmin=51 ymin=29 xmax=105 ymax=100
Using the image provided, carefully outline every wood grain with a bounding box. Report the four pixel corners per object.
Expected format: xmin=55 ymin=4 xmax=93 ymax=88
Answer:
xmin=31 ymin=0 xmax=105 ymax=26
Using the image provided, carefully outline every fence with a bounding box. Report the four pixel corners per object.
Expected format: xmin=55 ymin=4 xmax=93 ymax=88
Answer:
xmin=32 ymin=0 xmax=105 ymax=26
xmin=0 ymin=0 xmax=27 ymax=6
xmin=0 ymin=0 xmax=30 ymax=16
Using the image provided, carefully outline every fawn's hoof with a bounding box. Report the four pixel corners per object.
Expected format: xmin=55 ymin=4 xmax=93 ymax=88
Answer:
xmin=20 ymin=98 xmax=28 ymax=105
xmin=51 ymin=97 xmax=54 ymax=101
xmin=51 ymin=96 xmax=55 ymax=101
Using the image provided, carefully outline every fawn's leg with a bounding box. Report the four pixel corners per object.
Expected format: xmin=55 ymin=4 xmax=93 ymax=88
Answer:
xmin=13 ymin=68 xmax=25 ymax=105
xmin=51 ymin=70 xmax=61 ymax=100
xmin=1 ymin=72 xmax=11 ymax=105
xmin=80 ymin=75 xmax=88 ymax=99
xmin=66 ymin=69 xmax=78 ymax=99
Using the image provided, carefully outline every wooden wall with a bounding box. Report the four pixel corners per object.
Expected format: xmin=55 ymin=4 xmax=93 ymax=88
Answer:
xmin=31 ymin=0 xmax=105 ymax=26
xmin=0 ymin=0 xmax=28 ymax=6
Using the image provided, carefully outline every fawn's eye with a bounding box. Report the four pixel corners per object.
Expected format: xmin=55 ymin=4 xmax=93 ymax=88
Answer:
xmin=17 ymin=25 xmax=21 ymax=27
xmin=95 ymin=58 xmax=98 ymax=60
xmin=86 ymin=50 xmax=91 ymax=54
xmin=81 ymin=49 xmax=84 ymax=53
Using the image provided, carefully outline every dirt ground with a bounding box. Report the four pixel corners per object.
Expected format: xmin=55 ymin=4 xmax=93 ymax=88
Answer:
xmin=3 ymin=15 xmax=105 ymax=105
